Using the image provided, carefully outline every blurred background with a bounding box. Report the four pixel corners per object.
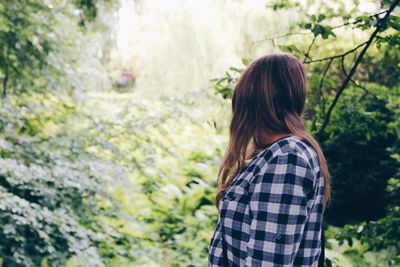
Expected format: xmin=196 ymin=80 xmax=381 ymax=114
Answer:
xmin=0 ymin=0 xmax=399 ymax=266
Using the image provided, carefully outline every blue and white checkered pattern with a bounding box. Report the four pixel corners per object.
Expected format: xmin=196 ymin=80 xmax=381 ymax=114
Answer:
xmin=208 ymin=135 xmax=324 ymax=266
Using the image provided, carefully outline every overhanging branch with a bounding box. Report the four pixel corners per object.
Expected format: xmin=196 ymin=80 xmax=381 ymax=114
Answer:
xmin=315 ymin=0 xmax=400 ymax=138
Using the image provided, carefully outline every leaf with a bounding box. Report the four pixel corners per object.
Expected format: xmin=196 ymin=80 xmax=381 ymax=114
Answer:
xmin=317 ymin=14 xmax=326 ymax=22
xmin=312 ymin=24 xmax=324 ymax=36
xmin=312 ymin=24 xmax=335 ymax=39
xmin=347 ymin=237 xmax=353 ymax=247
xmin=355 ymin=15 xmax=374 ymax=30
xmin=241 ymin=58 xmax=251 ymax=66
xmin=278 ymin=44 xmax=302 ymax=54
xmin=388 ymin=15 xmax=400 ymax=31
xmin=215 ymin=87 xmax=233 ymax=99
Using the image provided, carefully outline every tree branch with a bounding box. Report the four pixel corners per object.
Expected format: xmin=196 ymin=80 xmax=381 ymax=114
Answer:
xmin=316 ymin=0 xmax=400 ymax=138
xmin=304 ymin=41 xmax=368 ymax=64
xmin=319 ymin=59 xmax=333 ymax=109
xmin=304 ymin=36 xmax=317 ymax=62
xmin=253 ymin=31 xmax=310 ymax=43
xmin=341 ymin=56 xmax=380 ymax=100
xmin=329 ymin=9 xmax=389 ymax=31
xmin=254 ymin=9 xmax=390 ymax=44
xmin=2 ymin=76 xmax=8 ymax=99
xmin=311 ymin=58 xmax=333 ymax=132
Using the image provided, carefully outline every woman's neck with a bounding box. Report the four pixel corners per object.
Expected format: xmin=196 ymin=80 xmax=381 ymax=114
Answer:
xmin=245 ymin=132 xmax=292 ymax=163
xmin=261 ymin=132 xmax=292 ymax=146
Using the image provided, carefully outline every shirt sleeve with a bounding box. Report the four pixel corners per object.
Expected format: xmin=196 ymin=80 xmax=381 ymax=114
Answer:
xmin=245 ymin=150 xmax=315 ymax=266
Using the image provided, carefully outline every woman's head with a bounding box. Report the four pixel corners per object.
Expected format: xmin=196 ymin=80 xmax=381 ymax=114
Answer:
xmin=216 ymin=53 xmax=331 ymax=211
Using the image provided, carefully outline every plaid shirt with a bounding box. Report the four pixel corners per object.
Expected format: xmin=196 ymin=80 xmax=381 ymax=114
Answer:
xmin=208 ymin=135 xmax=324 ymax=266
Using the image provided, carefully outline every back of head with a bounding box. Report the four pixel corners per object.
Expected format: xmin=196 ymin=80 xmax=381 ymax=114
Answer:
xmin=217 ymin=53 xmax=331 ymax=211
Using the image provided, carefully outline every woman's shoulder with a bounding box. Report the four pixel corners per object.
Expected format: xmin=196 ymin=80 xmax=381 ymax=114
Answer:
xmin=259 ymin=135 xmax=319 ymax=171
xmin=269 ymin=135 xmax=315 ymax=154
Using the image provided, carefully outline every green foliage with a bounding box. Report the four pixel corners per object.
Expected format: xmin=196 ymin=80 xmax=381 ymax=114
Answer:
xmin=1 ymin=0 xmax=399 ymax=266
xmin=0 ymin=1 xmax=54 ymax=95
xmin=332 ymin=87 xmax=400 ymax=263
xmin=300 ymin=14 xmax=336 ymax=39
xmin=0 ymin=94 xmax=138 ymax=266
xmin=47 ymin=94 xmax=230 ymax=267
xmin=317 ymin=84 xmax=399 ymax=224
xmin=0 ymin=0 xmax=111 ymax=96
xmin=324 ymin=228 xmax=398 ymax=267
xmin=210 ymin=67 xmax=242 ymax=100
xmin=278 ymin=44 xmax=303 ymax=55
xmin=267 ymin=0 xmax=301 ymax=11
xmin=141 ymin=159 xmax=218 ymax=266
xmin=334 ymin=209 xmax=400 ymax=264
xmin=81 ymin=95 xmax=224 ymax=266
xmin=365 ymin=47 xmax=400 ymax=87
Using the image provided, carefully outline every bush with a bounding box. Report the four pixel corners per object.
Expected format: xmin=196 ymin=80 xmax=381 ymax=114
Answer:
xmin=0 ymin=93 xmax=136 ymax=266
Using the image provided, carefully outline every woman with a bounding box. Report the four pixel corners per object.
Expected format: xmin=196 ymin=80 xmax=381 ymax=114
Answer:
xmin=208 ymin=53 xmax=330 ymax=266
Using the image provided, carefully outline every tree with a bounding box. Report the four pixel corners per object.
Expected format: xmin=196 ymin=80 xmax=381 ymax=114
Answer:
xmin=0 ymin=0 xmax=113 ymax=97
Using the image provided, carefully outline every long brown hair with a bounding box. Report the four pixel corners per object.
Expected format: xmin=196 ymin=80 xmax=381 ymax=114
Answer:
xmin=216 ymin=53 xmax=331 ymax=212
